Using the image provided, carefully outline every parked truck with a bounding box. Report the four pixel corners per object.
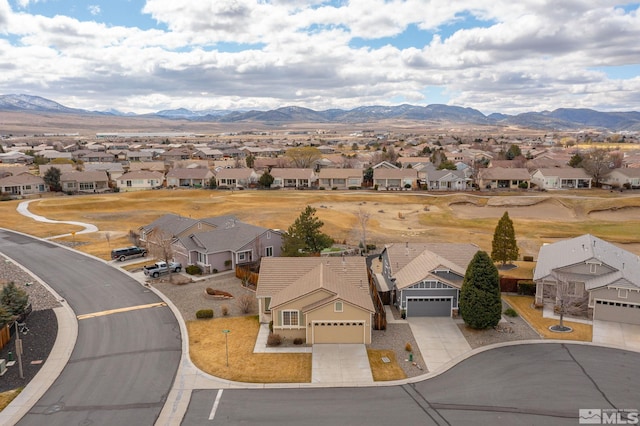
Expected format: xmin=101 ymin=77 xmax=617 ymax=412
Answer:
xmin=143 ymin=261 xmax=182 ymax=278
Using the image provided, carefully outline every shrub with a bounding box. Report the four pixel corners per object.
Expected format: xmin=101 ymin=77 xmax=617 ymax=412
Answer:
xmin=267 ymin=333 xmax=282 ymax=346
xmin=517 ymin=280 xmax=536 ymax=296
xmin=319 ymin=187 xmax=325 ymax=190
xmin=237 ymin=294 xmax=255 ymax=314
xmin=269 ymin=320 xmax=273 ymax=333
xmin=366 ymin=244 xmax=376 ymax=251
xmin=332 ymin=187 xmax=338 ymax=190
xmin=348 ymin=186 xmax=359 ymax=190
xmin=213 ymin=268 xmax=218 ymax=274
xmin=405 ymin=342 xmax=412 ymax=352
xmin=518 ymin=182 xmax=529 ymax=189
xmin=293 ymin=337 xmax=304 ymax=345
xmin=504 ymin=307 xmax=518 ymax=317
xmin=404 ymin=183 xmax=412 ymax=189
xmin=523 ymin=255 xmax=534 ymax=262
xmin=221 ymin=305 xmax=229 ymax=316
xmin=224 ymin=260 xmax=232 ymax=267
xmin=185 ymin=265 xmax=202 ymax=275
xmin=195 ymin=309 xmax=214 ymax=319
xmin=373 ymin=184 xmax=378 ymax=190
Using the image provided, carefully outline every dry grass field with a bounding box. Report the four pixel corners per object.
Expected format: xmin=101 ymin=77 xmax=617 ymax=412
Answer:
xmin=1 ymin=189 xmax=639 ymax=260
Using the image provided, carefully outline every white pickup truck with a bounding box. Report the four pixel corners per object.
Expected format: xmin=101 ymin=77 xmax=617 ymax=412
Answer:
xmin=143 ymin=261 xmax=182 ymax=278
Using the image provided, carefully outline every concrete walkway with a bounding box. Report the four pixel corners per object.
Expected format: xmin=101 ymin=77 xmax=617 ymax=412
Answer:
xmin=311 ymin=344 xmax=373 ymax=384
xmin=593 ymin=320 xmax=640 ymax=351
xmin=17 ymin=200 xmax=99 ymax=238
xmin=408 ymin=317 xmax=472 ymax=372
xmin=253 ymin=323 xmax=312 ymax=353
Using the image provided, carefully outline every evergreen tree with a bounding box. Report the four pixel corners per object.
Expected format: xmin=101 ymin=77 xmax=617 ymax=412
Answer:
xmin=258 ymin=172 xmax=274 ymax=188
xmin=0 ymin=305 xmax=13 ymax=327
xmin=491 ymin=211 xmax=519 ymax=266
xmin=282 ymin=205 xmax=333 ymax=256
xmin=44 ymin=166 xmax=62 ymax=192
xmin=459 ymin=251 xmax=502 ymax=329
xmin=1 ymin=281 xmax=29 ymax=316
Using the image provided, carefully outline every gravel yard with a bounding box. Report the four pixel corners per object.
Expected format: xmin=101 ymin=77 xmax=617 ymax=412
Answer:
xmin=0 ymin=256 xmax=60 ymax=393
xmin=369 ymin=323 xmax=427 ymax=378
xmin=151 ymin=272 xmax=257 ymax=321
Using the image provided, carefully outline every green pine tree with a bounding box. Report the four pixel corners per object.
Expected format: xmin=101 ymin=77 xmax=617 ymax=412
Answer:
xmin=459 ymin=251 xmax=502 ymax=329
xmin=282 ymin=205 xmax=333 ymax=256
xmin=491 ymin=211 xmax=519 ymax=266
xmin=1 ymin=281 xmax=29 ymax=316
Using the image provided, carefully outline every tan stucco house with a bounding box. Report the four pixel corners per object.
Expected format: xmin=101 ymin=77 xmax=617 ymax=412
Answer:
xmin=534 ymin=234 xmax=640 ymax=325
xmin=256 ymin=257 xmax=374 ymax=344
xmin=116 ymin=170 xmax=164 ymax=191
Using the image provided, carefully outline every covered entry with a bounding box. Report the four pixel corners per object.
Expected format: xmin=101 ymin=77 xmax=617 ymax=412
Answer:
xmin=594 ymin=300 xmax=640 ymax=325
xmin=311 ymin=321 xmax=366 ymax=344
xmin=407 ymin=297 xmax=452 ymax=317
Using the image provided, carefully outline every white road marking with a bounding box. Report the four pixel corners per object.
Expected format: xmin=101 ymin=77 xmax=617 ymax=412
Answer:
xmin=208 ymin=389 xmax=224 ymax=420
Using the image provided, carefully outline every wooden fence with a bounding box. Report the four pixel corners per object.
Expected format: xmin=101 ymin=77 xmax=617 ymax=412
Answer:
xmin=236 ymin=265 xmax=259 ymax=287
xmin=367 ymin=269 xmax=387 ymax=330
xmin=0 ymin=324 xmax=10 ymax=351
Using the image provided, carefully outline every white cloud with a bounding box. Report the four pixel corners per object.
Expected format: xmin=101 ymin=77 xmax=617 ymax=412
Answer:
xmin=1 ymin=0 xmax=640 ymax=114
xmin=88 ymin=5 xmax=101 ymax=16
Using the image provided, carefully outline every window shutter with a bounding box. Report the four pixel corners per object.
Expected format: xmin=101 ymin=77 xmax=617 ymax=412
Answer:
xmin=298 ymin=311 xmax=303 ymax=326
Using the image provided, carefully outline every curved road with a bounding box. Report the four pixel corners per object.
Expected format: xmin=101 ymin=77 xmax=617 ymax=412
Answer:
xmin=0 ymin=229 xmax=181 ymax=425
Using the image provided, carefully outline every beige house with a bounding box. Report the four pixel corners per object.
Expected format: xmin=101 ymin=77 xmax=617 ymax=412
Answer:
xmin=530 ymin=168 xmax=592 ymax=189
xmin=215 ymin=168 xmax=258 ymax=189
xmin=257 ymin=257 xmax=374 ymax=344
xmin=603 ymin=168 xmax=640 ymax=189
xmin=271 ymin=168 xmax=316 ymax=189
xmin=60 ymin=171 xmax=110 ymax=193
xmin=317 ymin=168 xmax=363 ymax=189
xmin=373 ymin=168 xmax=418 ymax=190
xmin=116 ymin=170 xmax=164 ymax=191
xmin=477 ymin=167 xmax=531 ymax=189
xmin=534 ymin=234 xmax=640 ymax=325
xmin=166 ymin=167 xmax=214 ymax=188
xmin=0 ymin=172 xmax=47 ymax=196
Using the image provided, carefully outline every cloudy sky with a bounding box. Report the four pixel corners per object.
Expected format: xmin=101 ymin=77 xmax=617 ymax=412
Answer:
xmin=1 ymin=0 xmax=640 ymax=114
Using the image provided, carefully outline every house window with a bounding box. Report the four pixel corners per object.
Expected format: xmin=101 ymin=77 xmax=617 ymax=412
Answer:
xmin=265 ymin=246 xmax=273 ymax=257
xmin=126 ymin=180 xmax=132 ymax=187
xmin=335 ymin=301 xmax=343 ymax=312
xmin=198 ymin=252 xmax=206 ymax=263
xmin=238 ymin=253 xmax=246 ymax=262
xmin=282 ymin=310 xmax=299 ymax=326
xmin=264 ymin=297 xmax=271 ymax=313
xmin=589 ymin=263 xmax=598 ymax=274
xmin=619 ymin=289 xmax=629 ymax=299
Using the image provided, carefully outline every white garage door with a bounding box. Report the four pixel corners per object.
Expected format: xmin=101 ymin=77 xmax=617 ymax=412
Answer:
xmin=312 ymin=321 xmax=366 ymax=344
xmin=594 ymin=300 xmax=640 ymax=325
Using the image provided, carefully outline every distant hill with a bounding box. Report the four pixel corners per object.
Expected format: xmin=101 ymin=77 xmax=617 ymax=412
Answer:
xmin=2 ymin=93 xmax=640 ymax=131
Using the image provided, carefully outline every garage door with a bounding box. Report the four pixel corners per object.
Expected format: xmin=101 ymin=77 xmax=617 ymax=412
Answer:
xmin=594 ymin=300 xmax=640 ymax=325
xmin=312 ymin=321 xmax=366 ymax=344
xmin=407 ymin=297 xmax=452 ymax=317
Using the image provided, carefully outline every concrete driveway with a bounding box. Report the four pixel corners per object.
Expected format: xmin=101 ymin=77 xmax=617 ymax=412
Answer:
xmin=408 ymin=317 xmax=471 ymax=372
xmin=311 ymin=344 xmax=373 ymax=384
xmin=593 ymin=320 xmax=640 ymax=352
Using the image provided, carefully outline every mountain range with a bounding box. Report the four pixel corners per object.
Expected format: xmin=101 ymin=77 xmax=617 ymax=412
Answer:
xmin=2 ymin=94 xmax=640 ymax=132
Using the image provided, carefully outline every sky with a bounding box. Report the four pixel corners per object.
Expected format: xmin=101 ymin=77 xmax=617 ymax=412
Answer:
xmin=1 ymin=1 xmax=640 ymax=115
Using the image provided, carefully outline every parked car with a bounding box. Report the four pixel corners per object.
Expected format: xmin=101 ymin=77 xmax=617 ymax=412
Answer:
xmin=111 ymin=246 xmax=147 ymax=262
xmin=143 ymin=261 xmax=182 ymax=278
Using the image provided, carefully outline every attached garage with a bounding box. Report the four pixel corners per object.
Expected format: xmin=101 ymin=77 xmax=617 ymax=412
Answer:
xmin=407 ymin=297 xmax=452 ymax=317
xmin=594 ymin=300 xmax=640 ymax=325
xmin=311 ymin=321 xmax=367 ymax=344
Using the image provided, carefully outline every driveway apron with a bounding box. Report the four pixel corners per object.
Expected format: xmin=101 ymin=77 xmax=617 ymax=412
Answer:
xmin=593 ymin=320 xmax=640 ymax=352
xmin=311 ymin=344 xmax=373 ymax=384
xmin=408 ymin=317 xmax=472 ymax=373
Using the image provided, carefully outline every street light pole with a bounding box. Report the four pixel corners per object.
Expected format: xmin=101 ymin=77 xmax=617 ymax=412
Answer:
xmin=222 ymin=329 xmax=230 ymax=367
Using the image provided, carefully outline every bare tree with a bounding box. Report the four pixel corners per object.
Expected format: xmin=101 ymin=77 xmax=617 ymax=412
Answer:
xmin=146 ymin=228 xmax=176 ymax=282
xmin=105 ymin=232 xmax=111 ymax=249
xmin=582 ymin=148 xmax=612 ymax=187
xmin=356 ymin=208 xmax=370 ymax=253
xmin=285 ymin=146 xmax=322 ymax=168
xmin=237 ymin=294 xmax=255 ymax=314
xmin=542 ymin=273 xmax=589 ymax=330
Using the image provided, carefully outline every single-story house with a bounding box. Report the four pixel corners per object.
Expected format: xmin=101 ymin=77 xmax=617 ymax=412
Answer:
xmin=603 ymin=168 xmax=640 ymax=189
xmin=215 ymin=168 xmax=259 ymax=189
xmin=193 ymin=148 xmax=224 ymax=160
xmin=422 ymin=168 xmax=470 ymax=191
xmin=477 ymin=167 xmax=531 ymax=189
xmin=0 ymin=165 xmax=30 ymax=178
xmin=271 ymin=168 xmax=316 ymax=189
xmin=140 ymin=214 xmax=283 ymax=273
xmin=116 ymin=170 xmax=164 ymax=191
xmin=256 ymin=257 xmax=375 ymax=344
xmin=534 ymin=234 xmax=640 ymax=325
xmin=60 ymin=171 xmax=110 ymax=193
xmin=166 ymin=167 xmax=214 ymax=188
xmin=0 ymin=151 xmax=34 ymax=165
xmin=375 ymin=243 xmax=479 ymax=318
xmin=0 ymin=172 xmax=47 ymax=196
xmin=83 ymin=162 xmax=125 ymax=181
xmin=531 ymin=168 xmax=592 ymax=190
xmin=317 ymin=168 xmax=363 ymax=189
xmin=373 ymin=168 xmax=418 ymax=190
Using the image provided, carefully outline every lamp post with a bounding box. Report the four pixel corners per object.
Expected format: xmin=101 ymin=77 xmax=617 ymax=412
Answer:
xmin=222 ymin=329 xmax=230 ymax=367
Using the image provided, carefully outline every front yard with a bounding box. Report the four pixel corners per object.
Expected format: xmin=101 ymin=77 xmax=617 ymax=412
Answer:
xmin=503 ymin=295 xmax=593 ymax=341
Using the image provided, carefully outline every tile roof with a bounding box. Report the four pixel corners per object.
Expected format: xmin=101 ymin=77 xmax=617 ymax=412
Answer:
xmin=257 ymin=257 xmax=374 ymax=313
xmin=533 ymin=234 xmax=640 ymax=290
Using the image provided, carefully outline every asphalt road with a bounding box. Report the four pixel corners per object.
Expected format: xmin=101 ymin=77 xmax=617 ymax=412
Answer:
xmin=0 ymin=229 xmax=181 ymax=426
xmin=182 ymin=343 xmax=640 ymax=426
